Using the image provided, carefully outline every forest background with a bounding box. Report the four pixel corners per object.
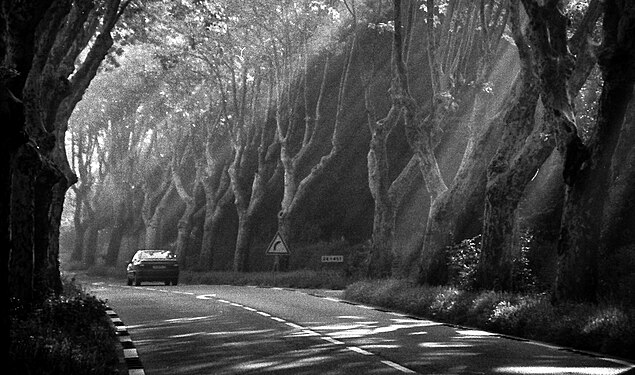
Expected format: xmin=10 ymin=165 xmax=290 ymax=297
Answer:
xmin=3 ymin=0 xmax=635 ymax=324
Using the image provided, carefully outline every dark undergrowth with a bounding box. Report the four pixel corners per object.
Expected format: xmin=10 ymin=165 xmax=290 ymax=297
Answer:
xmin=344 ymin=278 xmax=635 ymax=361
xmin=8 ymin=276 xmax=122 ymax=375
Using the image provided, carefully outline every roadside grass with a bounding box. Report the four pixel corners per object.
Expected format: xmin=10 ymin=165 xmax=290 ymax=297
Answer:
xmin=343 ymin=278 xmax=635 ymax=361
xmin=180 ymin=269 xmax=349 ymax=290
xmin=8 ymin=276 xmax=122 ymax=375
xmin=77 ymin=265 xmax=350 ymax=290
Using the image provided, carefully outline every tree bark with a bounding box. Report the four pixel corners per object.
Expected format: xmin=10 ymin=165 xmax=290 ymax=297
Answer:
xmin=9 ymin=145 xmax=41 ymax=304
xmin=82 ymin=223 xmax=100 ymax=268
xmin=104 ymin=184 xmax=131 ymax=266
xmin=200 ymin=175 xmax=233 ymax=270
xmin=172 ymin=158 xmax=203 ymax=267
xmin=144 ymin=182 xmax=174 ymax=249
xmin=556 ymin=0 xmax=635 ymax=301
xmin=410 ymin=0 xmax=509 ymax=285
xmin=364 ymin=0 xmax=412 ymax=278
xmin=477 ymin=0 xmax=602 ymax=291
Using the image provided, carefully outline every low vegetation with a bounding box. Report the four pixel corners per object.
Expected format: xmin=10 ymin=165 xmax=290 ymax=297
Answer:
xmin=180 ymin=269 xmax=349 ymax=290
xmin=8 ymin=277 xmax=122 ymax=375
xmin=344 ymin=278 xmax=635 ymax=361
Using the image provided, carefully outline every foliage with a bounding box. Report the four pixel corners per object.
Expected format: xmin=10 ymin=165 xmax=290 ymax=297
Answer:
xmin=8 ymin=277 xmax=121 ymax=375
xmin=447 ymin=235 xmax=482 ymax=290
xmin=344 ymin=279 xmax=635 ymax=360
xmin=446 ymin=234 xmax=537 ymax=292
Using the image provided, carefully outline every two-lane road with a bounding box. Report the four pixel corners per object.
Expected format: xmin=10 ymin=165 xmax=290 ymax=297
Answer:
xmin=86 ymin=280 xmax=634 ymax=374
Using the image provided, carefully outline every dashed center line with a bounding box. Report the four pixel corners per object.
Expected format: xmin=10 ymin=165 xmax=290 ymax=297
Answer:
xmin=120 ymin=285 xmax=418 ymax=373
xmin=193 ymin=291 xmax=419 ymax=374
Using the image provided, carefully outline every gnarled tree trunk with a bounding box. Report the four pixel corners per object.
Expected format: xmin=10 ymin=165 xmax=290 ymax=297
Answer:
xmin=556 ymin=0 xmax=635 ymax=302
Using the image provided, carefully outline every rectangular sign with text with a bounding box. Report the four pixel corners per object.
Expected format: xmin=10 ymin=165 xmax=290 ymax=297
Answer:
xmin=321 ymin=255 xmax=344 ymax=263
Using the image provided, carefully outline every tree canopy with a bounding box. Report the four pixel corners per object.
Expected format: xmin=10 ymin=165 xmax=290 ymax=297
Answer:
xmin=3 ymin=0 xmax=634 ymax=323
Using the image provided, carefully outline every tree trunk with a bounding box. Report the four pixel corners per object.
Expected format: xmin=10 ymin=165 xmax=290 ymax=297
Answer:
xmin=556 ymin=0 xmax=635 ymax=301
xmin=366 ymin=138 xmax=396 ymax=277
xmin=175 ymin=199 xmax=196 ymax=266
xmin=477 ymin=37 xmax=541 ymax=289
xmin=83 ymin=223 xmax=100 ymax=268
xmin=33 ymin=166 xmax=64 ymax=300
xmin=200 ymin=179 xmax=233 ymax=270
xmin=104 ymin=197 xmax=127 ymax=266
xmin=233 ymin=214 xmax=254 ymax=272
xmin=145 ymin=183 xmax=174 ymax=248
xmin=70 ymin=188 xmax=88 ymax=262
xmin=598 ymin=101 xmax=635 ymax=301
xmin=9 ymin=144 xmax=42 ymax=304
xmin=413 ymin=85 xmax=507 ymax=283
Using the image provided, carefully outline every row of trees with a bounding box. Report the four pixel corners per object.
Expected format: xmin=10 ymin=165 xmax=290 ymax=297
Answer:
xmin=2 ymin=1 xmax=134 ymax=353
xmin=3 ymin=1 xmax=634 ymax=332
xmin=67 ymin=0 xmax=634 ymax=304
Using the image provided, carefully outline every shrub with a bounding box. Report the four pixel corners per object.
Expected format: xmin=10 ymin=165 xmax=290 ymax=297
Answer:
xmin=343 ymin=279 xmax=635 ymax=360
xmin=446 ymin=234 xmax=537 ymax=293
xmin=447 ymin=235 xmax=482 ymax=290
xmin=8 ymin=277 xmax=121 ymax=375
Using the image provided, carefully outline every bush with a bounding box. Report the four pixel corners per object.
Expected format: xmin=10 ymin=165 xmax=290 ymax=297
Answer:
xmin=446 ymin=234 xmax=537 ymax=292
xmin=344 ymin=279 xmax=635 ymax=360
xmin=447 ymin=235 xmax=481 ymax=290
xmin=8 ymin=277 xmax=121 ymax=375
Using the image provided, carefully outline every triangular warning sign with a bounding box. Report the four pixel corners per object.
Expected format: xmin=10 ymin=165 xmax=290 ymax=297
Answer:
xmin=265 ymin=232 xmax=291 ymax=255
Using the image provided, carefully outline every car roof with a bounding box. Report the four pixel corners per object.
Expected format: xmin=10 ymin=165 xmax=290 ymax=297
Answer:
xmin=134 ymin=250 xmax=176 ymax=258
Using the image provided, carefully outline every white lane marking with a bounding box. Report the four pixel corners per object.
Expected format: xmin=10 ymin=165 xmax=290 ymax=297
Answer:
xmin=321 ymin=336 xmax=344 ymax=345
xmin=381 ymin=360 xmax=417 ymax=373
xmin=189 ymin=289 xmax=419 ymax=374
xmin=196 ymin=294 xmax=217 ymax=299
xmin=129 ymin=369 xmax=145 ymax=375
xmin=347 ymin=346 xmax=373 ymax=356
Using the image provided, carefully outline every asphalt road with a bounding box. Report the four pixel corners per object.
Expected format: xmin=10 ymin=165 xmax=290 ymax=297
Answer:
xmin=85 ymin=279 xmax=635 ymax=375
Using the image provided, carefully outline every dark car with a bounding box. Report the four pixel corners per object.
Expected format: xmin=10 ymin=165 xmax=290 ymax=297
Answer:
xmin=126 ymin=250 xmax=179 ymax=286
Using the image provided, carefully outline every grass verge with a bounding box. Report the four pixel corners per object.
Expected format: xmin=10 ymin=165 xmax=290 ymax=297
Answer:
xmin=180 ymin=269 xmax=349 ymax=290
xmin=8 ymin=276 xmax=122 ymax=375
xmin=343 ymin=278 xmax=635 ymax=361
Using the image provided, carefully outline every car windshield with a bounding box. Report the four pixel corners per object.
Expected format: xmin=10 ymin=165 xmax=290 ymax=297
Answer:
xmin=138 ymin=250 xmax=176 ymax=260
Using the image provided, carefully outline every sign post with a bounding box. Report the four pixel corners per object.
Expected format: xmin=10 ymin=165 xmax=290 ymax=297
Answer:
xmin=265 ymin=231 xmax=290 ymax=286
